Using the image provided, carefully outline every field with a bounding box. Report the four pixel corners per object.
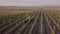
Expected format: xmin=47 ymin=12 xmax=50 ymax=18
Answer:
xmin=0 ymin=7 xmax=60 ymax=34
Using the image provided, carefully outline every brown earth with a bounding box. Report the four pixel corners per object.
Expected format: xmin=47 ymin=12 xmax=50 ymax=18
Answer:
xmin=0 ymin=9 xmax=34 ymax=15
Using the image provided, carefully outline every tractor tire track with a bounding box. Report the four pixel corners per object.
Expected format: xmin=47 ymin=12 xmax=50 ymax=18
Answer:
xmin=43 ymin=13 xmax=50 ymax=34
xmin=32 ymin=12 xmax=41 ymax=34
xmin=45 ymin=12 xmax=59 ymax=34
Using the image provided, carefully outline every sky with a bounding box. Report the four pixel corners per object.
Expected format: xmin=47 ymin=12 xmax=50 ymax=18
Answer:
xmin=0 ymin=0 xmax=60 ymax=6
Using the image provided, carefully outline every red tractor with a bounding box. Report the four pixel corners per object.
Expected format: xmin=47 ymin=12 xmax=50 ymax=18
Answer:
xmin=24 ymin=16 xmax=31 ymax=24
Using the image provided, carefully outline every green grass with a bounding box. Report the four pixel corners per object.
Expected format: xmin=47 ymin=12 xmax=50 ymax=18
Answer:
xmin=29 ymin=12 xmax=39 ymax=34
xmin=46 ymin=11 xmax=60 ymax=30
xmin=16 ymin=12 xmax=37 ymax=34
xmin=44 ymin=12 xmax=55 ymax=34
xmin=0 ymin=9 xmax=60 ymax=34
xmin=40 ymin=12 xmax=43 ymax=34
